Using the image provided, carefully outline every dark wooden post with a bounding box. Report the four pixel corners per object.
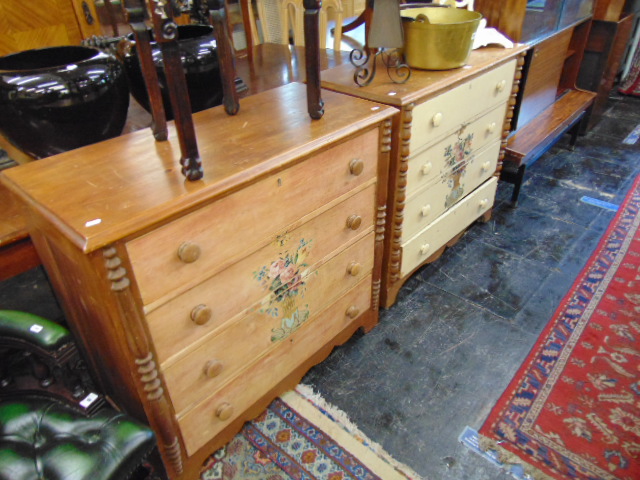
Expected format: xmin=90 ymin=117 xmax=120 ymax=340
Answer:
xmin=303 ymin=0 xmax=324 ymax=119
xmin=123 ymin=0 xmax=168 ymax=141
xmin=148 ymin=0 xmax=203 ymax=180
xmin=206 ymin=0 xmax=240 ymax=115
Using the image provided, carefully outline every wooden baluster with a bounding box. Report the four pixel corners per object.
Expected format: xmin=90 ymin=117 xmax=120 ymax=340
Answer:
xmin=303 ymin=0 xmax=324 ymax=119
xmin=123 ymin=0 xmax=168 ymax=141
xmin=205 ymin=0 xmax=240 ymax=115
xmin=148 ymin=0 xmax=203 ymax=180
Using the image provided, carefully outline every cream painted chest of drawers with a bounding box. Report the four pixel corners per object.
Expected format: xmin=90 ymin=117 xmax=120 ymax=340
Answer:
xmin=1 ymin=83 xmax=396 ymax=479
xmin=322 ymin=45 xmax=529 ymax=307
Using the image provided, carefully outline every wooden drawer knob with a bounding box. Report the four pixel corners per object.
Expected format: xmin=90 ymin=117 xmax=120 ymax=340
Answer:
xmin=215 ymin=402 xmax=234 ymax=421
xmin=421 ymin=205 xmax=431 ymax=217
xmin=421 ymin=162 xmax=433 ymax=175
xmin=346 ymin=214 xmax=362 ymax=230
xmin=349 ymin=158 xmax=364 ymax=176
xmin=432 ymin=112 xmax=443 ymax=127
xmin=479 ymin=198 xmax=489 ymax=209
xmin=177 ymin=241 xmax=201 ymax=263
xmin=203 ymin=359 xmax=224 ymax=378
xmin=191 ymin=304 xmax=212 ymax=325
xmin=346 ymin=262 xmax=361 ymax=276
xmin=420 ymin=243 xmax=430 ymax=256
xmin=496 ymin=80 xmax=507 ymax=93
xmin=345 ymin=305 xmax=360 ymax=319
xmin=487 ymin=122 xmax=496 ymax=134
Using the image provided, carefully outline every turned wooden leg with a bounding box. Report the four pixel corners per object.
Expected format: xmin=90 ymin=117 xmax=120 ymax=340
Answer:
xmin=124 ymin=0 xmax=168 ymax=141
xmin=303 ymin=0 xmax=324 ymax=120
xmin=207 ymin=0 xmax=240 ymax=116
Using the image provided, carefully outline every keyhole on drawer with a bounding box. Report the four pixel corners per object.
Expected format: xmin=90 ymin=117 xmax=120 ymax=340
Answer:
xmin=277 ymin=178 xmax=282 ymax=187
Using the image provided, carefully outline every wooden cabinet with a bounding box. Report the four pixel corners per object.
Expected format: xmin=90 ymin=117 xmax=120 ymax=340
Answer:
xmin=320 ymin=45 xmax=528 ymax=307
xmin=0 ymin=83 xmax=396 ymax=479
xmin=578 ymin=0 xmax=638 ymax=128
xmin=0 ymin=0 xmax=104 ymax=56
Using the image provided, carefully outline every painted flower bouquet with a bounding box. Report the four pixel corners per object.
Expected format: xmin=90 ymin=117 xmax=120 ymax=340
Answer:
xmin=253 ymin=238 xmax=313 ymax=341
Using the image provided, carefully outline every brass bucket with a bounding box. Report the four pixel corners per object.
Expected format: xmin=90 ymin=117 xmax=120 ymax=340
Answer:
xmin=402 ymin=7 xmax=483 ymax=70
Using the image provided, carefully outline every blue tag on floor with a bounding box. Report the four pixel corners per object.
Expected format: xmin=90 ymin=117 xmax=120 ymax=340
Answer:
xmin=623 ymin=124 xmax=640 ymax=145
xmin=459 ymin=426 xmax=526 ymax=479
xmin=580 ymin=196 xmax=619 ymax=211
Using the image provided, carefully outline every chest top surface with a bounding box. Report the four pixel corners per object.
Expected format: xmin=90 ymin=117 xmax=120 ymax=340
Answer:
xmin=321 ymin=45 xmax=529 ymax=107
xmin=1 ymin=83 xmax=395 ymax=253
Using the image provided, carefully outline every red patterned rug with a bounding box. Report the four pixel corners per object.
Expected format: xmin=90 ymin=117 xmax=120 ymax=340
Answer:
xmin=479 ymin=175 xmax=640 ymax=480
xmin=620 ymin=44 xmax=640 ymax=97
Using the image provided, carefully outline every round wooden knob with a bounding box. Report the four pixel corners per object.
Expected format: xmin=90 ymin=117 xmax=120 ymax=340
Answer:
xmin=191 ymin=304 xmax=212 ymax=325
xmin=346 ymin=214 xmax=362 ymax=230
xmin=432 ymin=112 xmax=443 ymax=127
xmin=479 ymin=198 xmax=489 ymax=209
xmin=487 ymin=122 xmax=496 ymax=134
xmin=481 ymin=161 xmax=491 ymax=172
xmin=347 ymin=262 xmax=361 ymax=276
xmin=421 ymin=162 xmax=433 ymax=175
xmin=203 ymin=359 xmax=224 ymax=378
xmin=177 ymin=242 xmax=201 ymax=263
xmin=421 ymin=204 xmax=431 ymax=217
xmin=349 ymin=158 xmax=364 ymax=176
xmin=420 ymin=243 xmax=430 ymax=256
xmin=345 ymin=305 xmax=360 ymax=319
xmin=215 ymin=402 xmax=234 ymax=421
xmin=496 ymin=80 xmax=507 ymax=93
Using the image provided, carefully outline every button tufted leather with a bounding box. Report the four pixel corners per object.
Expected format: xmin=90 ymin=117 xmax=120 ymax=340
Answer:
xmin=0 ymin=398 xmax=156 ymax=480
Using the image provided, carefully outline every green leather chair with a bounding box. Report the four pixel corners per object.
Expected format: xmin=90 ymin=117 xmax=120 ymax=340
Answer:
xmin=0 ymin=310 xmax=161 ymax=480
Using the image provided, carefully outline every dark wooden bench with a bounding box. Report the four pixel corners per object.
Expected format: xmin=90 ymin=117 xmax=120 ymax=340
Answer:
xmin=501 ymin=88 xmax=596 ymax=205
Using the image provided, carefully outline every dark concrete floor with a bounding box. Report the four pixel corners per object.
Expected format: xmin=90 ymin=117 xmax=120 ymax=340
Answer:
xmin=1 ymin=92 xmax=638 ymax=479
xmin=302 ymin=92 xmax=640 ymax=480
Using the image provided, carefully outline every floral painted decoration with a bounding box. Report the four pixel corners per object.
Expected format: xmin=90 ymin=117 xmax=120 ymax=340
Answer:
xmin=442 ymin=128 xmax=474 ymax=209
xmin=253 ymin=237 xmax=314 ymax=342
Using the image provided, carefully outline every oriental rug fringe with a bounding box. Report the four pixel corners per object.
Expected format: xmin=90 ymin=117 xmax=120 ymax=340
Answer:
xmin=479 ymin=175 xmax=640 ymax=480
xmin=200 ymin=384 xmax=422 ymax=480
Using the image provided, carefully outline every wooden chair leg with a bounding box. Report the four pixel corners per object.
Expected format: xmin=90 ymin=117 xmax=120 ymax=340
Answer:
xmin=510 ymin=165 xmax=526 ymax=207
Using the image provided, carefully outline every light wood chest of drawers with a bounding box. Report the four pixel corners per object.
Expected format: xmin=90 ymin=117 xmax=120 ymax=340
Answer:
xmin=321 ymin=45 xmax=529 ymax=307
xmin=1 ymin=83 xmax=396 ymax=479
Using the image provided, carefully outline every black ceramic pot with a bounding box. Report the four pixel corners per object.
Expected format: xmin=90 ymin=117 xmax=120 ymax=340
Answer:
xmin=0 ymin=46 xmax=129 ymax=159
xmin=123 ymin=24 xmax=223 ymax=120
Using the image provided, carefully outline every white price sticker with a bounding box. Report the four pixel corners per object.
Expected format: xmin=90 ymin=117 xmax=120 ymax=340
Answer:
xmin=80 ymin=392 xmax=99 ymax=409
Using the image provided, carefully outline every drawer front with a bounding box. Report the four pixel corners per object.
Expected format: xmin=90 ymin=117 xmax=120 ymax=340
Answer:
xmin=163 ymin=233 xmax=375 ymax=414
xmin=409 ymin=60 xmax=516 ymax=153
xmin=147 ymin=185 xmax=376 ymax=365
xmin=403 ymin=140 xmax=501 ymax=241
xmin=176 ymin=277 xmax=373 ymax=456
xmin=126 ymin=128 xmax=379 ymax=306
xmin=407 ymin=103 xmax=507 ymax=197
xmin=401 ymin=177 xmax=498 ymax=276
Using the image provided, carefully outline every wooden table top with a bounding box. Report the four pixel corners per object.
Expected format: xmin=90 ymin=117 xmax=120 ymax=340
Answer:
xmin=0 ymin=43 xmax=352 ymax=249
xmin=2 ymin=82 xmax=395 ymax=253
xmin=321 ymin=44 xmax=530 ymax=107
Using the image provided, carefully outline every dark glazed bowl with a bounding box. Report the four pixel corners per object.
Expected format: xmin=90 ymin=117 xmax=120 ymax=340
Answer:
xmin=0 ymin=46 xmax=129 ymax=159
xmin=122 ymin=24 xmax=223 ymax=120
